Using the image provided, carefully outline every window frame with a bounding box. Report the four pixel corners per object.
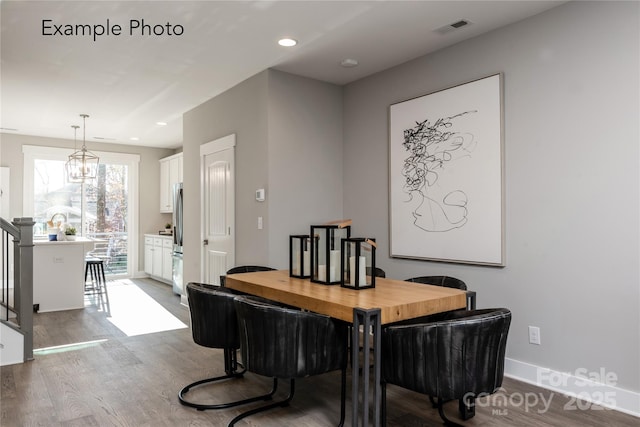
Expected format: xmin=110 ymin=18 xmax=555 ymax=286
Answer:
xmin=23 ymin=145 xmax=140 ymax=278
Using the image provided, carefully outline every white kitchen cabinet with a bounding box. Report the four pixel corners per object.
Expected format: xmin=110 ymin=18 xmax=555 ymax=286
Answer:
xmin=152 ymin=237 xmax=163 ymax=277
xmin=144 ymin=234 xmax=173 ymax=283
xmin=162 ymin=238 xmax=173 ymax=281
xmin=144 ymin=236 xmax=154 ymax=276
xmin=159 ymin=153 xmax=183 ymax=213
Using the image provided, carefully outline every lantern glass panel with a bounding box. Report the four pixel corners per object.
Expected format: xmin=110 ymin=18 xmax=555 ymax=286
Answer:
xmin=289 ymin=235 xmax=311 ymax=278
xmin=341 ymin=238 xmax=376 ymax=289
xmin=310 ymin=225 xmax=350 ymax=285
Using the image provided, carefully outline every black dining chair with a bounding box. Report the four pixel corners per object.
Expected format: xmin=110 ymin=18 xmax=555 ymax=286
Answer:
xmin=396 ymin=276 xmax=476 ymax=416
xmin=178 ymin=282 xmax=276 ymax=410
xmin=231 ymin=295 xmax=348 ymax=426
xmin=220 ymin=265 xmax=275 ymax=286
xmin=367 ymin=267 xmax=386 ymax=278
xmin=405 ymin=275 xmax=476 ymax=310
xmin=382 ymin=308 xmax=511 ymax=426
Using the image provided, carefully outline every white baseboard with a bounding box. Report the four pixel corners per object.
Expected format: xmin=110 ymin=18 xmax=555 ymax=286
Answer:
xmin=505 ymin=358 xmax=640 ymax=418
xmin=180 ymin=294 xmax=189 ymax=308
xmin=132 ymin=270 xmax=148 ymax=279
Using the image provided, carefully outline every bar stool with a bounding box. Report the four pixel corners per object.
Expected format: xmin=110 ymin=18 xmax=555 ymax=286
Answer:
xmin=85 ymin=257 xmax=106 ymax=294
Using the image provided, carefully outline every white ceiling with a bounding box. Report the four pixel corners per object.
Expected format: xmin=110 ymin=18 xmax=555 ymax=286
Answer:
xmin=1 ymin=1 xmax=564 ymax=149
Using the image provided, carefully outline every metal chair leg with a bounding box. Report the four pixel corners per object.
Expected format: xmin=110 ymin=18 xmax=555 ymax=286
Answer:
xmin=338 ymin=367 xmax=346 ymax=427
xmin=227 ymin=378 xmax=294 ymax=426
xmin=381 ymin=381 xmax=387 ymax=427
xmin=429 ymin=395 xmax=438 ymax=408
xmin=437 ymin=397 xmax=464 ymax=427
xmin=459 ymin=395 xmax=475 ymax=420
xmin=179 ymin=351 xmax=276 ymax=411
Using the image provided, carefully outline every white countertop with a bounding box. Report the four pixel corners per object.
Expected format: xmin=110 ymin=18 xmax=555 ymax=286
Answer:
xmin=33 ymin=236 xmax=101 ymax=245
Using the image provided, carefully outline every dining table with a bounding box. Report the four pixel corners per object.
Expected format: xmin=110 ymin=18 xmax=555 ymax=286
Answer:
xmin=225 ymin=269 xmax=467 ymax=427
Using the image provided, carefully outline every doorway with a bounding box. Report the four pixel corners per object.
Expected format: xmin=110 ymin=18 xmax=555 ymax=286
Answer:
xmin=200 ymin=134 xmax=236 ymax=285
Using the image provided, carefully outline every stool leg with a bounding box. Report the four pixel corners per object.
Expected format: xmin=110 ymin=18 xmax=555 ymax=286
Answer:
xmin=92 ymin=263 xmax=99 ymax=292
xmin=84 ymin=263 xmax=90 ymax=291
xmin=91 ymin=264 xmax=97 ymax=287
xmin=101 ymin=263 xmax=106 ymax=285
xmin=98 ymin=263 xmax=106 ymax=292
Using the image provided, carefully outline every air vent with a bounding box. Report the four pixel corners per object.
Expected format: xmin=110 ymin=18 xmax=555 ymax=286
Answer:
xmin=434 ymin=19 xmax=472 ymax=34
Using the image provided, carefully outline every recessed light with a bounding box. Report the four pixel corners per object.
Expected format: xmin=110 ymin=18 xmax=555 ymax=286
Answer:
xmin=156 ymin=122 xmax=167 ymax=126
xmin=278 ymin=38 xmax=297 ymax=47
xmin=130 ymin=137 xmax=140 ymax=141
xmin=340 ymin=58 xmax=359 ymax=68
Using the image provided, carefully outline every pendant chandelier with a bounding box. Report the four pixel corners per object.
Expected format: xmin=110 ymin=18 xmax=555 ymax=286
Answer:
xmin=66 ymin=114 xmax=99 ymax=182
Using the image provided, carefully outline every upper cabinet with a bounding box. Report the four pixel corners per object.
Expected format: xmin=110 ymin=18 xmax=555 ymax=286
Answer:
xmin=160 ymin=153 xmax=183 ymax=213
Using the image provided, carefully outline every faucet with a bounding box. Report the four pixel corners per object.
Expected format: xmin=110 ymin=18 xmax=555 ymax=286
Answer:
xmin=49 ymin=212 xmax=67 ymax=227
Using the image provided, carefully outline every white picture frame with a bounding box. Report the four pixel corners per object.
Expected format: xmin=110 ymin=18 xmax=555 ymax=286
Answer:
xmin=389 ymin=73 xmax=504 ymax=266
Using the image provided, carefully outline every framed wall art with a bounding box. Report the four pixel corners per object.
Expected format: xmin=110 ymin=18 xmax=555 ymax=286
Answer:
xmin=389 ymin=73 xmax=504 ymax=266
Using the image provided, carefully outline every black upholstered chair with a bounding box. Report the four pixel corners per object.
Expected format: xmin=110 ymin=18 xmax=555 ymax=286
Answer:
xmin=381 ymin=308 xmax=512 ymax=426
xmin=220 ymin=265 xmax=275 ymax=286
xmin=232 ymin=295 xmax=348 ymax=426
xmin=405 ymin=275 xmax=476 ymax=309
xmin=367 ymin=267 xmax=386 ymax=278
xmin=178 ymin=282 xmax=275 ymax=410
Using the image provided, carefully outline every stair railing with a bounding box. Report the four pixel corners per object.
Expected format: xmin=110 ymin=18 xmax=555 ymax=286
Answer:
xmin=1 ymin=217 xmax=34 ymax=361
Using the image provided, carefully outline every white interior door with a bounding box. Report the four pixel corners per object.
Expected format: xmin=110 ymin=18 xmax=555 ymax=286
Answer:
xmin=201 ymin=135 xmax=235 ymax=285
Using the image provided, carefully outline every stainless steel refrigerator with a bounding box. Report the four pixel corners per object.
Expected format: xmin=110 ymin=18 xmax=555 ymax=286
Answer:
xmin=172 ymin=182 xmax=183 ymax=295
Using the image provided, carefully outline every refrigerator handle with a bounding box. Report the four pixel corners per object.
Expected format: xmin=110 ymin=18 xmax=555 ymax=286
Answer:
xmin=173 ymin=185 xmax=183 ymax=247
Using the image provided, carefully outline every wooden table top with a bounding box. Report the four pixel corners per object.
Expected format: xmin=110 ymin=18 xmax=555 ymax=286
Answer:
xmin=225 ymin=270 xmax=466 ymax=324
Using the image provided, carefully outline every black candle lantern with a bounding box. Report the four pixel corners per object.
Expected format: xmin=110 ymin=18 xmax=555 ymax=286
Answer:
xmin=341 ymin=237 xmax=376 ymax=290
xmin=289 ymin=235 xmax=311 ymax=278
xmin=310 ymin=219 xmax=352 ymax=285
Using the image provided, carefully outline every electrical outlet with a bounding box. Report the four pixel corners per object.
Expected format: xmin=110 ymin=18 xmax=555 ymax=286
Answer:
xmin=528 ymin=326 xmax=541 ymax=345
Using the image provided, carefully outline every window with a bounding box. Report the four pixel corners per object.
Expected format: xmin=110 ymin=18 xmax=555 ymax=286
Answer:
xmin=23 ymin=146 xmax=139 ymax=278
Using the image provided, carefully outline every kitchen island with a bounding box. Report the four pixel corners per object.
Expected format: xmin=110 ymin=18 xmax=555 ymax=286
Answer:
xmin=33 ymin=237 xmax=100 ymax=312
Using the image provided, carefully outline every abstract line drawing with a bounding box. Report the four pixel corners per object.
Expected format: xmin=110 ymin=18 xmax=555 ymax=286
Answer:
xmin=389 ymin=73 xmax=503 ymax=266
xmin=401 ymin=111 xmax=477 ymax=232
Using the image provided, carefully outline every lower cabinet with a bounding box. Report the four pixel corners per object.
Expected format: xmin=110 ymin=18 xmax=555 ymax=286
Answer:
xmin=144 ymin=235 xmax=173 ymax=283
xmin=162 ymin=240 xmax=173 ymax=280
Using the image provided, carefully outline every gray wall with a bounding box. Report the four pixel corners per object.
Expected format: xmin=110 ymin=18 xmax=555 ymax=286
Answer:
xmin=182 ymin=69 xmax=343 ymax=284
xmin=182 ymin=71 xmax=269 ymax=285
xmin=0 ymin=132 xmax=175 ymax=272
xmin=267 ymin=70 xmax=344 ymax=267
xmin=343 ymin=1 xmax=639 ymax=391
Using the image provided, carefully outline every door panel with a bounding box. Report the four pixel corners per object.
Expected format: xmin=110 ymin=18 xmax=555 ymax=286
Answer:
xmin=207 ymin=161 xmax=228 ymax=236
xmin=205 ymin=250 xmax=228 ymax=285
xmin=201 ymin=136 xmax=235 ymax=286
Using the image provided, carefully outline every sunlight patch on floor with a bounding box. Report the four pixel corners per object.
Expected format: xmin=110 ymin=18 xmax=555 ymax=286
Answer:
xmin=106 ymin=279 xmax=187 ymax=337
xmin=34 ymin=339 xmax=108 ymax=355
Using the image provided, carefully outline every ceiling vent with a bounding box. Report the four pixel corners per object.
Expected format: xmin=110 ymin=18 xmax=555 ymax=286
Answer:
xmin=434 ymin=19 xmax=472 ymax=34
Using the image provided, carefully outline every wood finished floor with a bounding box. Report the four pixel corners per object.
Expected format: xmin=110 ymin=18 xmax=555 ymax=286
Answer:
xmin=1 ymin=278 xmax=638 ymax=426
